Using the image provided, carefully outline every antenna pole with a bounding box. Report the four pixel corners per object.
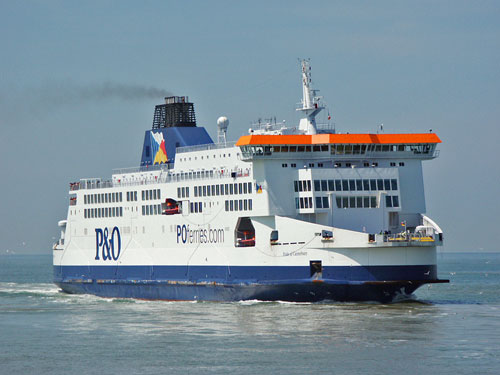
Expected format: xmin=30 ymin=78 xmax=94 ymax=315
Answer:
xmin=296 ymin=59 xmax=323 ymax=135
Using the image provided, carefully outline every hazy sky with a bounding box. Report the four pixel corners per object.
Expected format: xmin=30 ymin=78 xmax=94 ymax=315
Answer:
xmin=1 ymin=1 xmax=499 ymax=253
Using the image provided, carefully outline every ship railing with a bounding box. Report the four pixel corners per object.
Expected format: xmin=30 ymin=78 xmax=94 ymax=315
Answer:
xmin=112 ymin=163 xmax=172 ymax=175
xmin=176 ymin=141 xmax=237 ymax=154
xmin=385 ymin=231 xmax=436 ymax=243
xmin=316 ymin=123 xmax=336 ymax=133
xmin=79 ymin=180 xmax=114 ymax=190
xmin=249 ymin=119 xmax=288 ymax=133
xmin=72 ymin=167 xmax=252 ymax=191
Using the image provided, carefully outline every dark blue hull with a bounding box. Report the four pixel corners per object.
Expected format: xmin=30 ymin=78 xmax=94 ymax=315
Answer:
xmin=54 ymin=264 xmax=448 ymax=303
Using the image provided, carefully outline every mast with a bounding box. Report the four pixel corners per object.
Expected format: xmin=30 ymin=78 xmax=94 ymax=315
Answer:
xmin=296 ymin=59 xmax=324 ymax=135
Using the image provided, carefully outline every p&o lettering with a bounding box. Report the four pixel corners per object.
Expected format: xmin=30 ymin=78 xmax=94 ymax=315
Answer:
xmin=95 ymin=226 xmax=121 ymax=261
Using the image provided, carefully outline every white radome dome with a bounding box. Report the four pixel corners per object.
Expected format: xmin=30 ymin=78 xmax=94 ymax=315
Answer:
xmin=217 ymin=116 xmax=229 ymax=131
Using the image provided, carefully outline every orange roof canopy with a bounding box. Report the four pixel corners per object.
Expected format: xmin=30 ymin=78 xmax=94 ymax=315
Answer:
xmin=235 ymin=133 xmax=441 ymax=146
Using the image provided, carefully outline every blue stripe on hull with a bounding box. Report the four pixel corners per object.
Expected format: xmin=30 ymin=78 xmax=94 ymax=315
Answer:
xmin=54 ymin=264 xmax=437 ymax=283
xmin=54 ymin=264 xmax=438 ymax=302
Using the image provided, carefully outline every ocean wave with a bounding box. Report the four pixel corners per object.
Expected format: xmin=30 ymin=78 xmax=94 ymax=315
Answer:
xmin=0 ymin=282 xmax=61 ymax=297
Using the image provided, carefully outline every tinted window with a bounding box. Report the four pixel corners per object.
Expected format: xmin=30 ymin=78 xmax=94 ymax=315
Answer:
xmin=384 ymin=179 xmax=391 ymax=190
xmin=363 ymin=180 xmax=370 ymax=191
xmin=391 ymin=179 xmax=398 ymax=190
xmin=335 ymin=180 xmax=342 ymax=191
xmin=322 ymin=197 xmax=329 ymax=208
xmin=342 ymin=197 xmax=349 ymax=208
xmin=364 ymin=196 xmax=370 ymax=208
xmin=392 ymin=196 xmax=399 ymax=207
xmin=356 ymin=179 xmax=362 ymax=191
xmin=349 ymin=197 xmax=356 ymax=208
xmin=386 ymin=195 xmax=392 ymax=207
xmin=315 ymin=197 xmax=322 ymax=208
xmin=349 ymin=180 xmax=355 ymax=191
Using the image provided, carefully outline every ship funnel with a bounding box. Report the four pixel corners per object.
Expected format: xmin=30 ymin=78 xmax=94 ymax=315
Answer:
xmin=152 ymin=96 xmax=196 ymax=129
xmin=217 ymin=116 xmax=229 ymax=144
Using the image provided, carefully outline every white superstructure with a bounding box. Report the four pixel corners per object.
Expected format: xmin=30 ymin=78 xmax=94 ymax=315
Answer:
xmin=53 ymin=61 xmax=447 ymax=302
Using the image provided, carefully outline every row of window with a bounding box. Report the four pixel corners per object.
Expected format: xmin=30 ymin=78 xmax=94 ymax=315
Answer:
xmin=126 ymin=191 xmax=138 ymax=201
xmin=296 ymin=197 xmax=314 ymax=209
xmin=142 ymin=204 xmax=162 ymax=216
xmin=190 ymin=202 xmax=203 ymax=213
xmin=331 ymin=144 xmax=432 ymax=155
xmin=315 ymin=197 xmax=330 ymax=209
xmin=336 ymin=196 xmax=378 ymax=209
xmin=192 ymin=182 xmax=253 ymax=198
xmin=84 ymin=207 xmax=123 ymax=218
xmin=178 ymin=187 xmax=190 ymax=198
xmin=296 ymin=195 xmax=400 ymax=210
xmin=283 ymin=162 xmax=405 ymax=168
xmin=313 ymin=178 xmax=398 ymax=192
xmin=294 ymin=180 xmax=312 ymax=192
xmin=224 ymin=199 xmax=253 ymax=212
xmin=334 ymin=195 xmax=400 ymax=209
xmin=84 ymin=192 xmax=123 ymax=205
xmin=385 ymin=195 xmax=400 ymax=208
xmin=142 ymin=189 xmax=161 ymax=201
xmin=242 ymin=144 xmax=432 ymax=155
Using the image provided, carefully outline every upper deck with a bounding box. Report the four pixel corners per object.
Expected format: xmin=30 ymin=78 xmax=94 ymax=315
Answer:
xmin=237 ymin=133 xmax=441 ymax=161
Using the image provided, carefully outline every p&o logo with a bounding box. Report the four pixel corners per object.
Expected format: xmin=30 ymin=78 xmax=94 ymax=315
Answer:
xmin=95 ymin=227 xmax=121 ymax=261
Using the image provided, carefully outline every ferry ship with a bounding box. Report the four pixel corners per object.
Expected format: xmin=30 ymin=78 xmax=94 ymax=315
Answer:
xmin=53 ymin=60 xmax=448 ymax=302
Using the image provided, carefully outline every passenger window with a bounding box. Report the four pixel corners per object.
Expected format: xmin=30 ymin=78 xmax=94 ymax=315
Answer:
xmin=384 ymin=179 xmax=391 ymax=190
xmin=386 ymin=195 xmax=393 ymax=208
xmin=391 ymin=179 xmax=398 ymax=190
xmin=377 ymin=179 xmax=383 ymax=190
xmin=363 ymin=180 xmax=370 ymax=191
xmin=356 ymin=179 xmax=362 ymax=191
xmin=322 ymin=197 xmax=329 ymax=208
xmin=392 ymin=196 xmax=399 ymax=207
xmin=316 ymin=197 xmax=322 ymax=208
xmin=349 ymin=180 xmax=355 ymax=191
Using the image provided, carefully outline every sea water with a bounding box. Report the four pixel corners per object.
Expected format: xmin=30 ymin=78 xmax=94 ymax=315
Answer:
xmin=1 ymin=253 xmax=499 ymax=375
